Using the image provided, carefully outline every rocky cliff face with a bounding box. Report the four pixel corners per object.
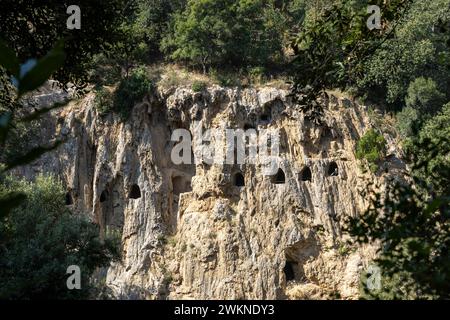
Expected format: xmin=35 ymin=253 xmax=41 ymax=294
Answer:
xmin=16 ymin=84 xmax=405 ymax=299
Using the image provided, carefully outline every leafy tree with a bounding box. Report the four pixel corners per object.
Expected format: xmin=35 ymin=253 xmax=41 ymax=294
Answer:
xmin=355 ymin=129 xmax=387 ymax=172
xmin=0 ymin=175 xmax=120 ymax=299
xmin=289 ymin=0 xmax=415 ymax=123
xmin=107 ymin=2 xmax=151 ymax=79
xmin=135 ymin=0 xmax=187 ymax=56
xmin=112 ymin=67 xmax=153 ymax=120
xmin=396 ymin=77 xmax=446 ymax=139
xmin=404 ymin=103 xmax=450 ymax=196
xmin=347 ymin=111 xmax=450 ymax=299
xmin=0 ymin=0 xmax=126 ymax=87
xmin=359 ymin=0 xmax=450 ymax=105
xmin=405 ymin=77 xmax=446 ymax=115
xmin=396 ymin=106 xmax=419 ymax=138
xmin=162 ymin=0 xmax=285 ymax=72
xmin=284 ymin=0 xmax=307 ymax=28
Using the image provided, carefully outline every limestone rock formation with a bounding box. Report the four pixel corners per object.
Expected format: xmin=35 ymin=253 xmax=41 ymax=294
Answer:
xmin=16 ymin=84 xmax=405 ymax=299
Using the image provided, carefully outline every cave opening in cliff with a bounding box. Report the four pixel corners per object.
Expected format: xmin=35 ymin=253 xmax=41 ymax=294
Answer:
xmin=244 ymin=123 xmax=255 ymax=131
xmin=260 ymin=113 xmax=270 ymax=123
xmin=65 ymin=192 xmax=73 ymax=206
xmin=283 ymin=261 xmax=296 ymax=281
xmin=172 ymin=175 xmax=192 ymax=195
xmin=300 ymin=167 xmax=312 ymax=182
xmin=271 ymin=168 xmax=286 ymax=184
xmin=129 ymin=184 xmax=141 ymax=199
xmin=233 ymin=172 xmax=245 ymax=187
xmin=328 ymin=162 xmax=339 ymax=176
xmin=100 ymin=190 xmax=108 ymax=203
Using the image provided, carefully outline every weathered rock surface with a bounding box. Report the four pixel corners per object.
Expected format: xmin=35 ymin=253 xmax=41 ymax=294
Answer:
xmin=16 ymin=84 xmax=405 ymax=300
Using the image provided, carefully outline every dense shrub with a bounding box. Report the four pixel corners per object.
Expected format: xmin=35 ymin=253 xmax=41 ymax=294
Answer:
xmin=88 ymin=54 xmax=122 ymax=86
xmin=192 ymin=81 xmax=207 ymax=92
xmin=94 ymin=86 xmax=114 ymax=116
xmin=404 ymin=103 xmax=450 ymax=195
xmin=396 ymin=106 xmax=420 ymax=138
xmin=248 ymin=66 xmax=266 ymax=84
xmin=405 ymin=77 xmax=446 ymax=115
xmin=356 ymin=129 xmax=387 ymax=172
xmin=0 ymin=175 xmax=120 ymax=299
xmin=113 ymin=67 xmax=153 ymax=120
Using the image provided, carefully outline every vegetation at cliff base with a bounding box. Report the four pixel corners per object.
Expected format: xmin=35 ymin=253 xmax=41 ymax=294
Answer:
xmin=0 ymin=175 xmax=120 ymax=299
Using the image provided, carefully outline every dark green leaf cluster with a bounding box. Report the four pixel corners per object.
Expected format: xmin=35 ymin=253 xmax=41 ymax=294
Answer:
xmin=112 ymin=67 xmax=154 ymax=120
xmin=348 ymin=106 xmax=450 ymax=299
xmin=0 ymin=175 xmax=120 ymax=299
xmin=0 ymin=0 xmax=127 ymax=87
xmin=355 ymin=128 xmax=387 ymax=172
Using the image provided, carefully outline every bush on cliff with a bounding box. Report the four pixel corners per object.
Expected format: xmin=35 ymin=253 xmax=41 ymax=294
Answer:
xmin=113 ymin=67 xmax=153 ymax=120
xmin=356 ymin=129 xmax=387 ymax=173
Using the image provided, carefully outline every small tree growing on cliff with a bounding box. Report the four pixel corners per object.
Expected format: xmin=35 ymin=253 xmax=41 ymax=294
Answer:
xmin=356 ymin=129 xmax=387 ymax=172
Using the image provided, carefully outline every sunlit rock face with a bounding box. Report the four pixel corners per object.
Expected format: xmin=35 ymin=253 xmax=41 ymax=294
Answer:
xmin=17 ymin=84 xmax=405 ymax=299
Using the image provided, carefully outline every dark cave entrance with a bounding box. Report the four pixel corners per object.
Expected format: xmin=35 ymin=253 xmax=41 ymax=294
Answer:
xmin=271 ymin=168 xmax=286 ymax=184
xmin=100 ymin=190 xmax=108 ymax=203
xmin=284 ymin=261 xmax=296 ymax=282
xmin=172 ymin=175 xmax=192 ymax=196
xmin=300 ymin=167 xmax=312 ymax=182
xmin=260 ymin=114 xmax=270 ymax=122
xmin=328 ymin=161 xmax=339 ymax=176
xmin=244 ymin=123 xmax=255 ymax=131
xmin=65 ymin=192 xmax=73 ymax=206
xmin=233 ymin=172 xmax=245 ymax=187
xmin=282 ymin=239 xmax=320 ymax=285
xmin=260 ymin=107 xmax=271 ymax=123
xmin=129 ymin=184 xmax=141 ymax=199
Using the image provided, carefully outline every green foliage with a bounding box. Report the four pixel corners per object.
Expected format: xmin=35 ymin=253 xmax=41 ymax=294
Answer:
xmin=291 ymin=0 xmax=410 ymax=91
xmin=248 ymin=66 xmax=266 ymax=84
xmin=289 ymin=0 xmax=415 ymax=124
xmin=396 ymin=106 xmax=419 ymax=138
xmin=94 ymin=86 xmax=114 ymax=115
xmin=348 ymin=101 xmax=450 ymax=299
xmin=0 ymin=41 xmax=67 ymax=217
xmin=355 ymin=129 xmax=387 ymax=172
xmin=285 ymin=0 xmax=307 ymax=27
xmin=109 ymin=4 xmax=152 ymax=78
xmin=0 ymin=175 xmax=120 ymax=299
xmin=347 ymin=151 xmax=450 ymax=299
xmin=359 ymin=0 xmax=450 ymax=105
xmin=396 ymin=77 xmax=447 ymax=139
xmin=113 ymin=67 xmax=153 ymax=120
xmin=88 ymin=54 xmax=122 ymax=86
xmin=405 ymin=77 xmax=446 ymax=115
xmin=135 ymin=0 xmax=187 ymax=55
xmin=404 ymin=103 xmax=450 ymax=196
xmin=191 ymin=81 xmax=206 ymax=92
xmin=0 ymin=0 xmax=126 ymax=87
xmin=162 ymin=0 xmax=285 ymax=72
